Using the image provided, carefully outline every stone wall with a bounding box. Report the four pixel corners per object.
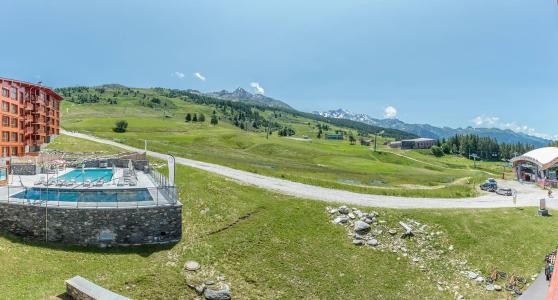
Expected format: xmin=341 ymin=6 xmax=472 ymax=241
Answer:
xmin=81 ymin=159 xmax=148 ymax=171
xmin=0 ymin=202 xmax=182 ymax=246
xmin=11 ymin=164 xmax=37 ymax=175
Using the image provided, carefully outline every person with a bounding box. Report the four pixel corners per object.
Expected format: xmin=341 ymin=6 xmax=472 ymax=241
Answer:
xmin=549 ymin=188 xmax=553 ymax=198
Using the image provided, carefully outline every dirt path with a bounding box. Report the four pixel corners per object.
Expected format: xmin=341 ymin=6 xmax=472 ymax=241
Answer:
xmin=61 ymin=130 xmax=553 ymax=209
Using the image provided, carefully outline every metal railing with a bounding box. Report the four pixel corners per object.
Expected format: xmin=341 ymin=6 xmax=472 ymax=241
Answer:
xmin=0 ymin=184 xmax=179 ymax=209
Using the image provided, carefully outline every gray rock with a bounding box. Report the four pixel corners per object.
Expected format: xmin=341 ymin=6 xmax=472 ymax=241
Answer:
xmin=467 ymin=271 xmax=478 ymax=280
xmin=494 ymin=284 xmax=502 ymax=291
xmin=388 ymin=229 xmax=397 ymax=235
xmin=367 ymin=239 xmax=379 ymax=247
xmin=485 ymin=284 xmax=495 ymax=291
xmin=329 ymin=208 xmax=338 ymax=214
xmin=333 ymin=216 xmax=349 ymax=224
xmin=352 ymin=239 xmax=364 ymax=245
xmin=185 ymin=260 xmax=201 ymax=271
xmin=475 ymin=276 xmax=485 ymax=283
xmin=338 ymin=206 xmax=350 ymax=214
xmin=204 ymin=285 xmax=231 ymax=300
xmin=354 ymin=221 xmax=371 ymax=234
xmin=363 ymin=218 xmax=372 ymax=224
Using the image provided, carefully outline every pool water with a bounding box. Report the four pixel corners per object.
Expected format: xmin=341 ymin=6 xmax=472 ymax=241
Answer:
xmin=12 ymin=188 xmax=153 ymax=202
xmin=57 ymin=169 xmax=113 ymax=182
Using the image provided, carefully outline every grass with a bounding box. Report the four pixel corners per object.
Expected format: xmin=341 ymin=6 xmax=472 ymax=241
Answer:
xmin=0 ymin=136 xmax=553 ymax=299
xmin=59 ymin=89 xmax=511 ymax=198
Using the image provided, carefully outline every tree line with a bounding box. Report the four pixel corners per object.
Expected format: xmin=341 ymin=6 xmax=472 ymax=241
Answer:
xmin=430 ymin=134 xmax=535 ymax=160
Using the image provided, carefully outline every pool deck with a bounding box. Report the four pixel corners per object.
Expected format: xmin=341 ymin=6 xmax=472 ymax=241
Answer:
xmin=0 ymin=168 xmax=178 ymax=208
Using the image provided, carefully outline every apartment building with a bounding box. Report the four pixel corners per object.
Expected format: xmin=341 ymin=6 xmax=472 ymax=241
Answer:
xmin=0 ymin=77 xmax=62 ymax=157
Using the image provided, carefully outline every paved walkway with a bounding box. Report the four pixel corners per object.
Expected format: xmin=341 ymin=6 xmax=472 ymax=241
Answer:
xmin=519 ymin=272 xmax=548 ymax=300
xmin=61 ymin=130 xmax=556 ymax=209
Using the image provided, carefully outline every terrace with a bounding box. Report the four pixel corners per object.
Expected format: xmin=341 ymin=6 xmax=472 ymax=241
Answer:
xmin=0 ymin=151 xmax=182 ymax=245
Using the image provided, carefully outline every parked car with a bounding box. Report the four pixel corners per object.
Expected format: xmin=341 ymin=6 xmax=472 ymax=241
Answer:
xmin=496 ymin=188 xmax=513 ymax=196
xmin=480 ymin=179 xmax=498 ymax=192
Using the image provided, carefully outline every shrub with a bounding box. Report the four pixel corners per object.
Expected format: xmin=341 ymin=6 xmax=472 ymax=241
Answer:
xmin=431 ymin=145 xmax=444 ymax=157
xmin=113 ymin=120 xmax=128 ymax=133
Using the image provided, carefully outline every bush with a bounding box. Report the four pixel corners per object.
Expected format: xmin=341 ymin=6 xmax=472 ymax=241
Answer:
xmin=431 ymin=145 xmax=444 ymax=157
xmin=113 ymin=120 xmax=128 ymax=133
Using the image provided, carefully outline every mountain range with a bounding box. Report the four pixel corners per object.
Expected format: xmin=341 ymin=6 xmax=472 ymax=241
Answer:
xmin=315 ymin=109 xmax=551 ymax=147
xmin=185 ymin=88 xmax=293 ymax=110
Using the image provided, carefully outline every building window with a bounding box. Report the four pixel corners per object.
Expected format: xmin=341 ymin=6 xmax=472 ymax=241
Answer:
xmin=11 ymin=147 xmax=17 ymax=156
xmin=11 ymin=87 xmax=17 ymax=100
xmin=19 ymin=134 xmax=23 ymax=142
xmin=2 ymin=132 xmax=9 ymax=142
xmin=11 ymin=118 xmax=17 ymax=128
xmin=19 ymin=92 xmax=23 ymax=103
xmin=2 ymin=102 xmax=8 ymax=111
xmin=10 ymin=104 xmax=17 ymax=114
xmin=1 ymin=89 xmax=8 ymax=98
xmin=11 ymin=133 xmax=17 ymax=142
xmin=2 ymin=147 xmax=8 ymax=157
xmin=2 ymin=116 xmax=9 ymax=127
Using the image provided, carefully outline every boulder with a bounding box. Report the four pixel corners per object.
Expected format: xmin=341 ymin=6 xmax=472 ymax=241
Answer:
xmin=354 ymin=221 xmax=371 ymax=234
xmin=367 ymin=239 xmax=379 ymax=247
xmin=333 ymin=216 xmax=349 ymax=224
xmin=185 ymin=260 xmax=201 ymax=271
xmin=352 ymin=239 xmax=364 ymax=246
xmin=204 ymin=284 xmax=231 ymax=300
xmin=338 ymin=206 xmax=350 ymax=214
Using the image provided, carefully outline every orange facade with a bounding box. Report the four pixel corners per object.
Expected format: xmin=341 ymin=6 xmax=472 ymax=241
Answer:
xmin=0 ymin=77 xmax=62 ymax=157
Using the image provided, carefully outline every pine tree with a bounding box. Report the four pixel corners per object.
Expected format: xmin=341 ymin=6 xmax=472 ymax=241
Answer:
xmin=210 ymin=114 xmax=218 ymax=126
xmin=185 ymin=113 xmax=192 ymax=122
xmin=199 ymin=113 xmax=206 ymax=122
xmin=192 ymin=113 xmax=198 ymax=122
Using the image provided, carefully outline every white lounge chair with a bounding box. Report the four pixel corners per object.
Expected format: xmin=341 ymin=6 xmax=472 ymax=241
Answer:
xmin=117 ymin=178 xmax=125 ymax=187
xmin=34 ymin=176 xmax=46 ymax=186
xmin=95 ymin=179 xmax=104 ymax=187
xmin=56 ymin=180 xmax=66 ymax=186
xmin=128 ymin=180 xmax=137 ymax=186
xmin=84 ymin=179 xmax=93 ymax=188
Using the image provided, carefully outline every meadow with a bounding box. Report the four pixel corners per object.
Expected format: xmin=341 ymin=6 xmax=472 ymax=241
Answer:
xmin=59 ymin=88 xmax=511 ymax=198
xmin=0 ymin=135 xmax=552 ymax=300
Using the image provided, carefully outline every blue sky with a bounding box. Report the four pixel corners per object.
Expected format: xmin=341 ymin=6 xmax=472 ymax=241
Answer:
xmin=3 ymin=0 xmax=558 ymax=138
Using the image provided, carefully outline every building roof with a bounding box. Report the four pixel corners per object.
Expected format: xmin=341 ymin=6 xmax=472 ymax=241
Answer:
xmin=0 ymin=77 xmax=62 ymax=100
xmin=402 ymin=138 xmax=435 ymax=142
xmin=511 ymin=147 xmax=558 ymax=170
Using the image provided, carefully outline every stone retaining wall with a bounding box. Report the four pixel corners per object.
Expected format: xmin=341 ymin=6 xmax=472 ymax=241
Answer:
xmin=0 ymin=202 xmax=182 ymax=246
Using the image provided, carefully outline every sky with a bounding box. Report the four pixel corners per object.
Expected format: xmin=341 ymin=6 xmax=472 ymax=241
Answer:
xmin=2 ymin=0 xmax=558 ymax=139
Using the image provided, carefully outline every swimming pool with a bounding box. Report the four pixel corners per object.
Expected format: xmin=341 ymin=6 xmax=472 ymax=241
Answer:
xmin=57 ymin=169 xmax=113 ymax=182
xmin=11 ymin=188 xmax=152 ymax=202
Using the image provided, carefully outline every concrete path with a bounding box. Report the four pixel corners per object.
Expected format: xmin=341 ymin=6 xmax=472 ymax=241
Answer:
xmin=61 ymin=130 xmax=556 ymax=209
xmin=520 ymin=272 xmax=548 ymax=300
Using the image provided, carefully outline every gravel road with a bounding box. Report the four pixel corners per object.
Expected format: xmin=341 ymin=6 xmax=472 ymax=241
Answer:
xmin=62 ymin=130 xmax=554 ymax=209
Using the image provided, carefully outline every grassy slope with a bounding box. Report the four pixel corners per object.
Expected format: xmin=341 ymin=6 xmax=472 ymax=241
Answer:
xmin=0 ymin=135 xmax=553 ymax=299
xmin=60 ymin=88 xmax=510 ymax=198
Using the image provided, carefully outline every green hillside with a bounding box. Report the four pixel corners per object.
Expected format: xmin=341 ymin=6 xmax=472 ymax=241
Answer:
xmin=56 ymin=85 xmax=511 ymax=198
xmin=0 ymin=135 xmax=547 ymax=299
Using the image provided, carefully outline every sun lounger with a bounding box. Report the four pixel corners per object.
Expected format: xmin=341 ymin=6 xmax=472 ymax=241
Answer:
xmin=117 ymin=178 xmax=125 ymax=186
xmin=34 ymin=177 xmax=45 ymax=186
xmin=128 ymin=180 xmax=137 ymax=186
xmin=45 ymin=179 xmax=56 ymax=186
xmin=84 ymin=179 xmax=93 ymax=188
xmin=56 ymin=180 xmax=66 ymax=186
xmin=95 ymin=179 xmax=104 ymax=187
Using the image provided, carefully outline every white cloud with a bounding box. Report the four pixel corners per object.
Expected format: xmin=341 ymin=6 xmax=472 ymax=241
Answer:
xmin=383 ymin=106 xmax=397 ymax=119
xmin=173 ymin=71 xmax=185 ymax=79
xmin=194 ymin=72 xmax=206 ymax=81
xmin=471 ymin=115 xmax=499 ymax=126
xmin=471 ymin=115 xmax=558 ymax=140
xmin=250 ymin=82 xmax=265 ymax=95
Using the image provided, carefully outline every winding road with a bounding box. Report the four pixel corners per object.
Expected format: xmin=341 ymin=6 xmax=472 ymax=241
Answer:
xmin=62 ymin=130 xmax=553 ymax=209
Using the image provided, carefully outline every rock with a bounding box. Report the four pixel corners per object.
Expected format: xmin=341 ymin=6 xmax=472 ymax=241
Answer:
xmin=196 ymin=284 xmax=206 ymax=295
xmin=485 ymin=284 xmax=495 ymax=291
xmin=204 ymin=284 xmax=231 ymax=300
xmin=348 ymin=213 xmax=356 ymax=219
xmin=355 ymin=210 xmax=364 ymax=218
xmin=185 ymin=260 xmax=201 ymax=271
xmin=352 ymin=239 xmax=364 ymax=245
xmin=467 ymin=271 xmax=477 ymax=280
xmin=217 ymin=275 xmax=226 ymax=282
xmin=338 ymin=206 xmax=349 ymax=214
xmin=379 ymin=220 xmax=387 ymax=224
xmin=354 ymin=221 xmax=371 ymax=234
xmin=494 ymin=284 xmax=502 ymax=291
xmin=449 ymin=245 xmax=454 ymax=251
xmin=412 ymin=257 xmax=420 ymax=263
xmin=388 ymin=229 xmax=397 ymax=235
xmin=329 ymin=208 xmax=338 ymax=214
xmin=205 ymin=281 xmax=216 ymax=286
xmin=475 ymin=276 xmax=484 ymax=283
xmin=367 ymin=239 xmax=379 ymax=247
xmin=363 ymin=217 xmax=375 ymax=224
xmin=456 ymin=295 xmax=464 ymax=300
xmin=420 ymin=266 xmax=428 ymax=272
xmin=333 ymin=216 xmax=349 ymax=224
